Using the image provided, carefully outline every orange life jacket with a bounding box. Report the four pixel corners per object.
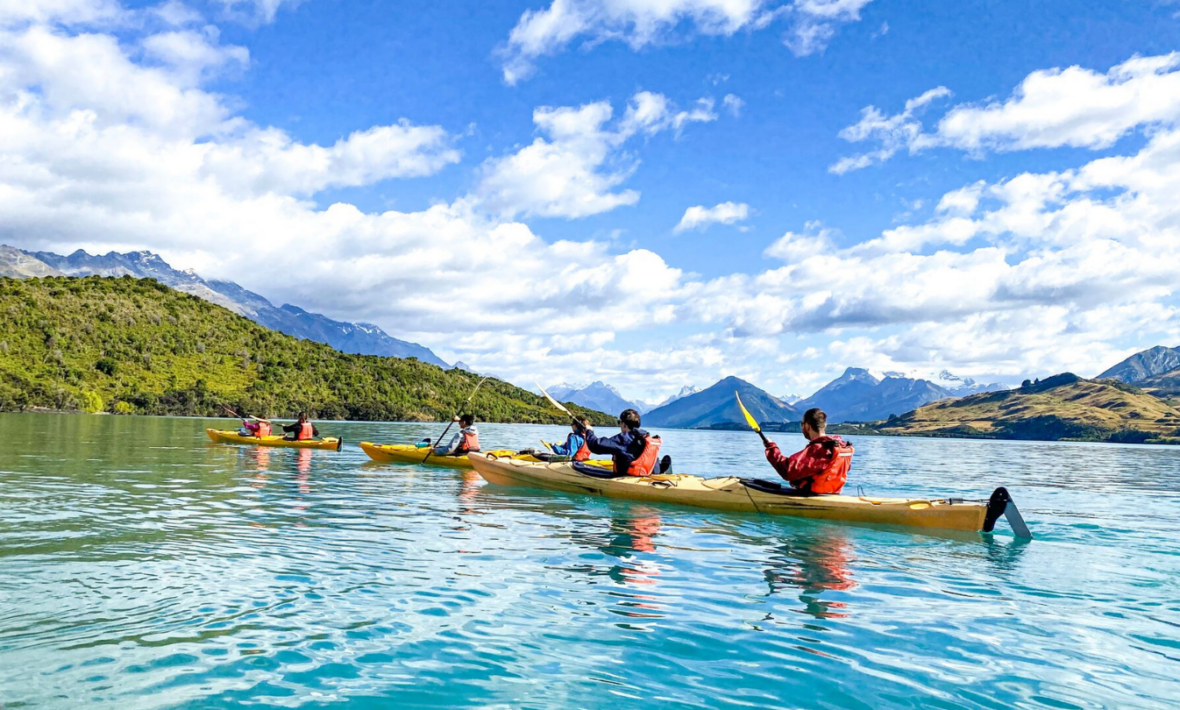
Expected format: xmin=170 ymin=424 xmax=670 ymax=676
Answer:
xmin=297 ymin=422 xmax=313 ymax=441
xmin=256 ymin=422 xmax=271 ymax=438
xmin=808 ymin=439 xmax=854 ymax=494
xmin=574 ymin=436 xmax=591 ymax=462
xmin=458 ymin=429 xmax=480 ymax=453
xmin=626 ymin=434 xmax=661 ymax=477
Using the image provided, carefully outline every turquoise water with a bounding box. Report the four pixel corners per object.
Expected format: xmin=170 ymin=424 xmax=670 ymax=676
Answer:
xmin=1 ymin=414 xmax=1178 ymax=709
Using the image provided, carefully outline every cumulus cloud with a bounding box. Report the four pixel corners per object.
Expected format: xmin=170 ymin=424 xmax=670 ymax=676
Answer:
xmin=499 ymin=0 xmax=876 ymax=84
xmin=833 ymin=53 xmax=1180 ymax=171
xmin=474 ymin=91 xmax=718 ymax=219
xmin=674 ymin=201 xmax=750 ymax=233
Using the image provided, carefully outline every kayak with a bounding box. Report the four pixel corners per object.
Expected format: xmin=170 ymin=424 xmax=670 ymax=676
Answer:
xmin=359 ymin=442 xmax=613 ymax=471
xmin=206 ymin=428 xmax=343 ymax=451
xmin=467 ymin=454 xmax=1031 ymax=537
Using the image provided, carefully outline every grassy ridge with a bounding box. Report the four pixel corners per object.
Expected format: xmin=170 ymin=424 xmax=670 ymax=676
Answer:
xmin=854 ymin=373 xmax=1180 ymax=444
xmin=0 ymin=276 xmax=610 ymax=424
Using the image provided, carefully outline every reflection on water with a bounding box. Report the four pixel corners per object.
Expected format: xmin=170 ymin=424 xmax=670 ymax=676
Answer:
xmin=1 ymin=413 xmax=1179 ymax=710
xmin=762 ymin=529 xmax=855 ymax=620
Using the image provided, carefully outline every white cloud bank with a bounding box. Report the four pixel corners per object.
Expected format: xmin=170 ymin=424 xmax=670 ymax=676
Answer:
xmin=833 ymin=53 xmax=1180 ymax=172
xmin=674 ymin=202 xmax=750 ymax=232
xmin=499 ymin=0 xmax=876 ymax=84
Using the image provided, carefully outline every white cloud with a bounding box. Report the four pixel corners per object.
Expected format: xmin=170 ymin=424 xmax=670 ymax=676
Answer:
xmin=475 ymin=91 xmax=717 ymax=220
xmin=674 ymin=201 xmax=750 ymax=233
xmin=833 ymin=53 xmax=1180 ymax=171
xmin=783 ymin=0 xmax=875 ymax=57
xmin=141 ymin=28 xmax=249 ymax=85
xmin=723 ymin=93 xmax=744 ymax=117
xmin=829 ymin=86 xmax=951 ymax=173
xmin=0 ymin=0 xmax=124 ymax=27
xmin=214 ymin=0 xmax=301 ymax=24
xmin=500 ymin=0 xmax=875 ymax=84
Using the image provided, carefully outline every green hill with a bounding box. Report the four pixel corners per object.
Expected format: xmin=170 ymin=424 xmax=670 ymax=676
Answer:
xmin=0 ymin=276 xmax=609 ymax=424
xmin=860 ymin=373 xmax=1180 ymax=444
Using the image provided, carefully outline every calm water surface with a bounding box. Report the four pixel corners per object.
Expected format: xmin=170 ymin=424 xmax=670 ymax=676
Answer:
xmin=1 ymin=414 xmax=1178 ymax=709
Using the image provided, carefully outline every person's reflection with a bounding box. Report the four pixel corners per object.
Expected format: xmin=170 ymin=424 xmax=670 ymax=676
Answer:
xmin=295 ymin=448 xmax=312 ymax=494
xmin=565 ymin=508 xmax=665 ymax=619
xmin=762 ymin=527 xmax=855 ymax=620
xmin=248 ymin=446 xmax=271 ymax=488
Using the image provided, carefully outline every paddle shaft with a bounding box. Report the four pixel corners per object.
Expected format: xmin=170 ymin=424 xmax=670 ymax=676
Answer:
xmin=422 ymin=377 xmax=490 ymax=463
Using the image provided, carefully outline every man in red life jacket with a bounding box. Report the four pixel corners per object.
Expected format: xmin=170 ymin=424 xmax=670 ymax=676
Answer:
xmin=436 ymin=414 xmax=481 ymax=456
xmin=764 ymin=408 xmax=853 ymax=495
xmin=582 ymin=409 xmax=663 ymax=477
xmin=282 ymin=412 xmax=319 ymax=441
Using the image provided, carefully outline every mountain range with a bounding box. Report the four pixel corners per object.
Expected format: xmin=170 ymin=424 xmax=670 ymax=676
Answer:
xmin=867 ymin=373 xmax=1180 ymax=444
xmin=1 ymin=246 xmax=448 ymax=367
xmin=1098 ymin=346 xmax=1180 ymax=383
xmin=643 ymin=376 xmax=798 ymax=429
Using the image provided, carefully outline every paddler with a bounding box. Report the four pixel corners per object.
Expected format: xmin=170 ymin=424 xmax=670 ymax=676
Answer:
xmin=282 ymin=412 xmax=319 ymax=441
xmin=580 ymin=409 xmax=666 ymax=476
xmin=548 ymin=418 xmax=592 ymax=460
xmin=763 ymin=408 xmax=853 ymax=494
xmin=238 ymin=413 xmax=270 ymax=438
xmin=435 ymin=414 xmax=481 ymax=456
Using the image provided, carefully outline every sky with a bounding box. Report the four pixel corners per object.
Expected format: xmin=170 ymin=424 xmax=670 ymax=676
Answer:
xmin=3 ymin=0 xmax=1180 ymax=403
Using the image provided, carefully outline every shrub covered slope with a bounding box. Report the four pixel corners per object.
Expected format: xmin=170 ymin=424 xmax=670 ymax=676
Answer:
xmin=0 ymin=276 xmax=608 ymax=423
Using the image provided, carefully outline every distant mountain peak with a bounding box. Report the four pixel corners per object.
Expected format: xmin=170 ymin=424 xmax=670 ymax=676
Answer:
xmin=1099 ymin=346 xmax=1180 ymax=384
xmin=644 ymin=376 xmax=798 ymax=428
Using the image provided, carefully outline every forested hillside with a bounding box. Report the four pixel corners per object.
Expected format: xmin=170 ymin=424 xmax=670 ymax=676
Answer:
xmin=0 ymin=276 xmax=608 ymax=423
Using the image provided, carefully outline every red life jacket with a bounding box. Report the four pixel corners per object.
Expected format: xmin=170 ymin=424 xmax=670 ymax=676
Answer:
xmin=458 ymin=429 xmax=480 ymax=453
xmin=625 ymin=434 xmax=662 ymax=477
xmin=806 ymin=437 xmax=853 ymax=494
xmin=574 ymin=436 xmax=591 ymax=462
xmin=256 ymin=421 xmax=271 ymax=438
xmin=297 ymin=422 xmax=313 ymax=441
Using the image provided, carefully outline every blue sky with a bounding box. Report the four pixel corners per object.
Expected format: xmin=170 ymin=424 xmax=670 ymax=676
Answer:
xmin=4 ymin=0 xmax=1180 ymax=401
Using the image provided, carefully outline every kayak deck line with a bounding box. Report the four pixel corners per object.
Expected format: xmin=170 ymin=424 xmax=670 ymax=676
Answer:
xmin=206 ymin=428 xmax=344 ymax=452
xmin=468 ymin=453 xmax=1033 ymax=538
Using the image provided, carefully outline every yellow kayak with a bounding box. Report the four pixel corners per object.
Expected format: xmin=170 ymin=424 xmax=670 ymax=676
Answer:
xmin=206 ymin=428 xmax=343 ymax=451
xmin=359 ymin=442 xmax=613 ymax=471
xmin=468 ymin=454 xmax=1031 ymax=537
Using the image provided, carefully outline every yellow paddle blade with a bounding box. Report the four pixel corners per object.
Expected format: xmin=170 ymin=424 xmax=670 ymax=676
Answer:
xmin=536 ymin=382 xmax=575 ymax=418
xmin=734 ymin=391 xmax=761 ymax=433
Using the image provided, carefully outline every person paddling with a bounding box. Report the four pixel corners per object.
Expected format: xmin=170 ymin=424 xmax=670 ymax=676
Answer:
xmin=548 ymin=418 xmax=592 ymax=461
xmin=435 ymin=414 xmax=481 ymax=456
xmin=763 ymin=408 xmax=853 ymax=494
xmin=238 ymin=413 xmax=270 ymax=438
xmin=282 ymin=412 xmax=318 ymax=442
xmin=581 ymin=409 xmax=665 ymax=476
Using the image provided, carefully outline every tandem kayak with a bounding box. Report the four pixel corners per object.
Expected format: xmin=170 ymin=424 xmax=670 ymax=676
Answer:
xmin=359 ymin=442 xmax=614 ymax=471
xmin=468 ymin=454 xmax=1031 ymax=537
xmin=206 ymin=428 xmax=343 ymax=451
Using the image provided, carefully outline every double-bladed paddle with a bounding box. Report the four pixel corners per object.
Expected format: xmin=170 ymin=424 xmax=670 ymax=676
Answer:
xmin=422 ymin=376 xmax=490 ymax=464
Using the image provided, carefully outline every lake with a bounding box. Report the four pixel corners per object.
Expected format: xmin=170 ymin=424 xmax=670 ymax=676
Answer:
xmin=1 ymin=413 xmax=1178 ymax=709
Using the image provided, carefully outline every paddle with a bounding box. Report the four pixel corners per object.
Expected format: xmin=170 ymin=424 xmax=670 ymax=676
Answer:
xmin=422 ymin=376 xmax=490 ymax=464
xmin=220 ymin=404 xmax=269 ymax=424
xmin=734 ymin=392 xmax=771 ymax=447
xmin=535 ymin=382 xmax=580 ymax=424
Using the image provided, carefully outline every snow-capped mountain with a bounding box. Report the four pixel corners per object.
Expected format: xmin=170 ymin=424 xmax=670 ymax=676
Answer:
xmin=658 ymin=385 xmax=701 ymax=408
xmin=548 ymin=381 xmax=647 ymax=414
